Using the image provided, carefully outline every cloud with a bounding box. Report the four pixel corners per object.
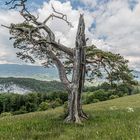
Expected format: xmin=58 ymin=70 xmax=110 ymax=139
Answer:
xmin=0 ymin=1 xmax=111 ymax=65
xmin=0 ymin=0 xmax=140 ymax=71
xmin=0 ymin=9 xmax=25 ymax=64
xmin=0 ymin=0 xmax=95 ymax=65
xmin=37 ymin=0 xmax=94 ymax=47
xmin=80 ymin=0 xmax=140 ymax=70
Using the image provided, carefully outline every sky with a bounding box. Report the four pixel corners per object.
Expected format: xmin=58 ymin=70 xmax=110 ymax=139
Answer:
xmin=0 ymin=0 xmax=140 ymax=70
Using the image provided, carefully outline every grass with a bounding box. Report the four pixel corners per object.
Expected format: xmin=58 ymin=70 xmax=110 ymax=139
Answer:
xmin=1 ymin=94 xmax=140 ymax=140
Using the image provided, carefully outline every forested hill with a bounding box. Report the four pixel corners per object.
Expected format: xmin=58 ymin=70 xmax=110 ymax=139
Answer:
xmin=0 ymin=77 xmax=65 ymax=94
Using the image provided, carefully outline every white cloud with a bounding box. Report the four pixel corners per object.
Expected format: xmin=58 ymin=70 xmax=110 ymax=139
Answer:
xmin=0 ymin=10 xmax=25 ymax=64
xmin=38 ymin=0 xmax=94 ymax=47
xmin=0 ymin=0 xmax=95 ymax=65
xmin=0 ymin=0 xmax=140 ymax=71
xmin=88 ymin=0 xmax=140 ymax=70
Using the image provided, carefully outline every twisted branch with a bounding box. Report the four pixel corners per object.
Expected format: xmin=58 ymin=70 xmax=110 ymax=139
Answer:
xmin=43 ymin=5 xmax=73 ymax=27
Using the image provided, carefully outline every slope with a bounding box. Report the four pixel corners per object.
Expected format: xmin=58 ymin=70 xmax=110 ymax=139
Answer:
xmin=0 ymin=94 xmax=140 ymax=140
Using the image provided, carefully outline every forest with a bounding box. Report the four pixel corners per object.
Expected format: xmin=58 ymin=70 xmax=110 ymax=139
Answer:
xmin=0 ymin=78 xmax=139 ymax=116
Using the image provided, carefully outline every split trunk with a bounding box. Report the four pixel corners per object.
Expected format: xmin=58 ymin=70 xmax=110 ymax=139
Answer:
xmin=65 ymin=15 xmax=88 ymax=123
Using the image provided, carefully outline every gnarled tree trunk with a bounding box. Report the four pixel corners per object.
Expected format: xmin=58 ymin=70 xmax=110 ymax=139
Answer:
xmin=65 ymin=14 xmax=88 ymax=123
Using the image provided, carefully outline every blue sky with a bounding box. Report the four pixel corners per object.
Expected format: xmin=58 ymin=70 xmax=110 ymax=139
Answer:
xmin=0 ymin=0 xmax=140 ymax=70
xmin=1 ymin=0 xmax=138 ymax=11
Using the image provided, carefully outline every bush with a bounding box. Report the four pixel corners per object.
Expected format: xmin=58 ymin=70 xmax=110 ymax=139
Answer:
xmin=82 ymin=92 xmax=95 ymax=104
xmin=49 ymin=98 xmax=62 ymax=109
xmin=132 ymin=87 xmax=140 ymax=94
xmin=38 ymin=98 xmax=62 ymax=111
xmin=13 ymin=110 xmax=27 ymax=115
xmin=100 ymin=82 xmax=111 ymax=91
xmin=109 ymin=95 xmax=119 ymax=100
xmin=82 ymin=93 xmax=100 ymax=104
xmin=83 ymin=90 xmax=115 ymax=104
xmin=46 ymin=92 xmax=68 ymax=103
xmin=0 ymin=112 xmax=13 ymax=117
xmin=92 ymin=99 xmax=100 ymax=103
xmin=13 ymin=106 xmax=27 ymax=115
xmin=94 ymin=90 xmax=109 ymax=101
xmin=38 ymin=101 xmax=50 ymax=111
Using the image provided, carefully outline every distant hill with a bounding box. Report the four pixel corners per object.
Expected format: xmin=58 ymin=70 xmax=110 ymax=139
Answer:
xmin=0 ymin=64 xmax=59 ymax=81
xmin=0 ymin=77 xmax=65 ymax=94
xmin=0 ymin=64 xmax=139 ymax=91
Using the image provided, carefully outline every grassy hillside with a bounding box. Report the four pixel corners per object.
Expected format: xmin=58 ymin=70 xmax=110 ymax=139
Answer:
xmin=0 ymin=94 xmax=140 ymax=140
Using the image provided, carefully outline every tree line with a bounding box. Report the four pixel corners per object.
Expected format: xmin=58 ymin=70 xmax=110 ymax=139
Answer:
xmin=0 ymin=91 xmax=68 ymax=115
xmin=0 ymin=82 xmax=139 ymax=117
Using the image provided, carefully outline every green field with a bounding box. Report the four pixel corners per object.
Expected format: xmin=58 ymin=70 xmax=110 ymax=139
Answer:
xmin=0 ymin=94 xmax=140 ymax=140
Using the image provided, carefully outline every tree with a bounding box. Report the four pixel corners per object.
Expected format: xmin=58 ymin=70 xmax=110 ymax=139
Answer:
xmin=3 ymin=0 xmax=136 ymax=123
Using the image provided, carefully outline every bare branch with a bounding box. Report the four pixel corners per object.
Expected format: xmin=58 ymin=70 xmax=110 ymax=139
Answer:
xmin=6 ymin=0 xmax=27 ymax=10
xmin=1 ymin=24 xmax=10 ymax=29
xmin=45 ymin=46 xmax=71 ymax=90
xmin=5 ymin=0 xmax=19 ymax=5
xmin=43 ymin=5 xmax=73 ymax=27
xmin=51 ymin=41 xmax=73 ymax=56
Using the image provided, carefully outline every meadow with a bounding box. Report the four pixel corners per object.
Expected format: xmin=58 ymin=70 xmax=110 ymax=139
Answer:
xmin=0 ymin=94 xmax=140 ymax=140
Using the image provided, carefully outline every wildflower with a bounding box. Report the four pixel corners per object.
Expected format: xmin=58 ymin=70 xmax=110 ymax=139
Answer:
xmin=109 ymin=106 xmax=118 ymax=110
xmin=96 ymin=131 xmax=99 ymax=135
xmin=126 ymin=107 xmax=134 ymax=112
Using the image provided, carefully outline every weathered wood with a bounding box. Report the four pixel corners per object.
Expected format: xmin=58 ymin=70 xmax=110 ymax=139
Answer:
xmin=65 ymin=14 xmax=88 ymax=123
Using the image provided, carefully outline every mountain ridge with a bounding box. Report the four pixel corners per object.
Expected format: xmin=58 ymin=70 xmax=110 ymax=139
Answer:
xmin=0 ymin=64 xmax=59 ymax=81
xmin=0 ymin=64 xmax=139 ymax=81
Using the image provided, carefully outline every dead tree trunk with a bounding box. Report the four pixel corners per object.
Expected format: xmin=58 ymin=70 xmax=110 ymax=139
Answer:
xmin=65 ymin=14 xmax=88 ymax=123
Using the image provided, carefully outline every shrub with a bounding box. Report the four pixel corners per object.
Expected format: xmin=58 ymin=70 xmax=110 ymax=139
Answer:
xmin=109 ymin=95 xmax=119 ymax=100
xmin=132 ymin=87 xmax=140 ymax=94
xmin=13 ymin=106 xmax=27 ymax=115
xmin=13 ymin=110 xmax=27 ymax=115
xmin=46 ymin=92 xmax=68 ymax=103
xmin=123 ymin=93 xmax=128 ymax=97
xmin=92 ymin=99 xmax=100 ymax=103
xmin=82 ymin=92 xmax=95 ymax=104
xmin=38 ymin=101 xmax=50 ymax=111
xmin=49 ymin=99 xmax=62 ymax=109
xmin=100 ymin=82 xmax=111 ymax=91
xmin=38 ymin=98 xmax=62 ymax=111
xmin=82 ymin=93 xmax=99 ymax=104
xmin=94 ymin=89 xmax=108 ymax=101
xmin=55 ymin=98 xmax=63 ymax=105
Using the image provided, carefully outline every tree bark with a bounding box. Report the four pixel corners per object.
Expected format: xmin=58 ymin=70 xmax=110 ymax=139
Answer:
xmin=65 ymin=14 xmax=88 ymax=123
